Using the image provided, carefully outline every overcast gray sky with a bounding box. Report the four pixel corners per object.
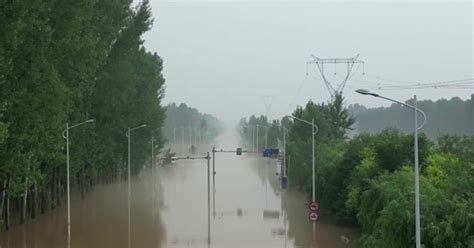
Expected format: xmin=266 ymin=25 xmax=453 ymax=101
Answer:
xmin=142 ymin=1 xmax=473 ymax=124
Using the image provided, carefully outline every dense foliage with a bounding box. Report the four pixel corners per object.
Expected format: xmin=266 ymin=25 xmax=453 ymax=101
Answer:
xmin=0 ymin=0 xmax=165 ymax=229
xmin=349 ymin=95 xmax=474 ymax=140
xmin=163 ymin=103 xmax=222 ymax=145
xmin=238 ymin=94 xmax=473 ymax=247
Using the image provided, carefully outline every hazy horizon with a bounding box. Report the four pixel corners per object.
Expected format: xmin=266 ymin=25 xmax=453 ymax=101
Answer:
xmin=142 ymin=1 xmax=473 ymax=124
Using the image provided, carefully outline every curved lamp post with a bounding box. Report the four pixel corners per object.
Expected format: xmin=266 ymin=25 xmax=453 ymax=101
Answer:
xmin=285 ymin=115 xmax=318 ymax=239
xmin=280 ymin=126 xmax=288 ymax=177
xmin=356 ymin=89 xmax=426 ymax=248
xmin=125 ymin=124 xmax=147 ymax=248
xmin=63 ymin=118 xmax=95 ymax=248
xmin=242 ymin=124 xmax=256 ymax=152
xmin=256 ymin=124 xmax=268 ymax=152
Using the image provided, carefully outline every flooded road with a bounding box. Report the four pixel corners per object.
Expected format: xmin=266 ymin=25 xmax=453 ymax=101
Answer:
xmin=0 ymin=130 xmax=359 ymax=248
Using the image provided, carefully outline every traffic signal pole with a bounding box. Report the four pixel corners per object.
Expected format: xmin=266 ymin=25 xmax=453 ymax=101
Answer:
xmin=211 ymin=147 xmax=246 ymax=219
xmin=171 ymin=154 xmax=212 ymax=246
xmin=212 ymin=147 xmax=216 ymax=189
xmin=211 ymin=147 xmax=247 ymax=179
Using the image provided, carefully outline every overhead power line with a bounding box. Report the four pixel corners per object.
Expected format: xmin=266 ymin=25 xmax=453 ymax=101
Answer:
xmin=352 ymin=77 xmax=474 ymax=90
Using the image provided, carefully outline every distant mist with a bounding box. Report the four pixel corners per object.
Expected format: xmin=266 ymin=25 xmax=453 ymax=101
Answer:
xmin=162 ymin=103 xmax=223 ymax=144
xmin=349 ymin=95 xmax=474 ymax=140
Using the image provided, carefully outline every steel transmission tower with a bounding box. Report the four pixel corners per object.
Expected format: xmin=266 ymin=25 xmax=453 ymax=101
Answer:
xmin=307 ymin=54 xmax=364 ymax=98
xmin=261 ymin=95 xmax=275 ymax=122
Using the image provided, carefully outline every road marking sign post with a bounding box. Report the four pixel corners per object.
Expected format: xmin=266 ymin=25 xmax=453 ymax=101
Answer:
xmin=308 ymin=201 xmax=319 ymax=222
xmin=309 ymin=201 xmax=319 ymax=212
xmin=309 ymin=212 xmax=318 ymax=221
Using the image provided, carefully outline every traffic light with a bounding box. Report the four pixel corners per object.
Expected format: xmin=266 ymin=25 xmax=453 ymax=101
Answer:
xmin=236 ymin=147 xmax=242 ymax=155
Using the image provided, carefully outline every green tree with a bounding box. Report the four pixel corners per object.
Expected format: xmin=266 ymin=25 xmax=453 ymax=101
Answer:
xmin=324 ymin=93 xmax=356 ymax=139
xmin=0 ymin=0 xmax=167 ymax=229
xmin=162 ymin=103 xmax=222 ymax=147
xmin=437 ymin=134 xmax=474 ymax=162
xmin=356 ymin=151 xmax=474 ymax=247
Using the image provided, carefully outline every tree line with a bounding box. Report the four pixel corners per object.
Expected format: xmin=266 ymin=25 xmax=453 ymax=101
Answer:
xmin=0 ymin=0 xmax=165 ymax=231
xmin=238 ymin=94 xmax=473 ymax=247
xmin=349 ymin=94 xmax=474 ymax=140
xmin=163 ymin=103 xmax=222 ymax=145
xmin=237 ymin=115 xmax=280 ymax=150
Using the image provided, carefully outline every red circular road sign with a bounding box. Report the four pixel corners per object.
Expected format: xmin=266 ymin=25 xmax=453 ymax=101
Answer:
xmin=309 ymin=201 xmax=319 ymax=211
xmin=309 ymin=212 xmax=318 ymax=222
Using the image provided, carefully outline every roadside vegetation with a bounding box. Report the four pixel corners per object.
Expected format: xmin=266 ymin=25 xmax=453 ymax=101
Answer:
xmin=0 ymin=0 xmax=165 ymax=230
xmin=238 ymin=93 xmax=474 ymax=247
xmin=163 ymin=103 xmax=223 ymax=144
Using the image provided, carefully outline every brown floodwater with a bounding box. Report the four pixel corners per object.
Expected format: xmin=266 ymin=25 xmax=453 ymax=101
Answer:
xmin=0 ymin=130 xmax=359 ymax=248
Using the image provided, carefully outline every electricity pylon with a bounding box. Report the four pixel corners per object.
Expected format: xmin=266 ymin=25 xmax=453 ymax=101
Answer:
xmin=261 ymin=95 xmax=275 ymax=122
xmin=307 ymin=54 xmax=364 ymax=98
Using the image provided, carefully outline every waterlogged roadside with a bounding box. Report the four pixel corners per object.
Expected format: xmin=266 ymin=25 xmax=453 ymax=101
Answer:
xmin=0 ymin=131 xmax=359 ymax=248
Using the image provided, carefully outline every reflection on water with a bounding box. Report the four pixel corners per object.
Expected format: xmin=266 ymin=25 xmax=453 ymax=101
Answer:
xmin=0 ymin=172 xmax=165 ymax=248
xmin=0 ymin=130 xmax=359 ymax=248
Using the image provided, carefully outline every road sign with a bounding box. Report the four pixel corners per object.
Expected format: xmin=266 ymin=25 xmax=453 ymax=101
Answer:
xmin=262 ymin=148 xmax=279 ymax=158
xmin=308 ymin=201 xmax=319 ymax=211
xmin=309 ymin=212 xmax=318 ymax=222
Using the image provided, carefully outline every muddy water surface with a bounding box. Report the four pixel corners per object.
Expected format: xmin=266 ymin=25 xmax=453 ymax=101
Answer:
xmin=0 ymin=130 xmax=359 ymax=248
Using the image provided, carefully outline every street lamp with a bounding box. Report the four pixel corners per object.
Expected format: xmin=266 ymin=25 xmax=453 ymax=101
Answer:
xmin=252 ymin=126 xmax=256 ymax=152
xmin=173 ymin=127 xmax=177 ymax=152
xmin=356 ymin=89 xmax=426 ymax=248
xmin=242 ymin=125 xmax=256 ymax=152
xmin=285 ymin=115 xmax=318 ymax=239
xmin=181 ymin=126 xmax=185 ymax=155
xmin=194 ymin=127 xmax=199 ymax=147
xmin=63 ymin=118 xmax=94 ymax=248
xmin=256 ymin=124 xmax=268 ymax=152
xmin=125 ymin=124 xmax=146 ymax=248
xmin=280 ymin=126 xmax=288 ymax=177
xmin=151 ymin=130 xmax=156 ymax=219
xmin=186 ymin=126 xmax=193 ymax=148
